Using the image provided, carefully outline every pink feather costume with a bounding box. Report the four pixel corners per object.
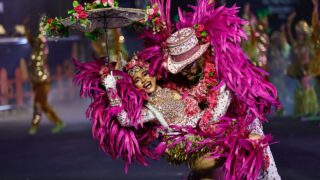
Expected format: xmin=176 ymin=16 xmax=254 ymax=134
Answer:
xmin=137 ymin=0 xmax=281 ymax=179
xmin=73 ymin=59 xmax=165 ymax=173
xmin=73 ymin=0 xmax=281 ymax=179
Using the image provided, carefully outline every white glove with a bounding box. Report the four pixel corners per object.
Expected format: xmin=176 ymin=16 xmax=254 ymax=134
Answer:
xmin=102 ymin=71 xmax=117 ymax=90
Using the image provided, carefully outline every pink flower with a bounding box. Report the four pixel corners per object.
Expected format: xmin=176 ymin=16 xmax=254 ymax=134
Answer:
xmin=188 ymin=79 xmax=208 ymax=102
xmin=153 ymin=6 xmax=159 ymax=15
xmin=204 ymin=61 xmax=216 ymax=86
xmin=202 ymin=35 xmax=210 ymax=43
xmin=148 ymin=14 xmax=154 ymax=20
xmin=107 ymin=0 xmax=114 ymax=7
xmin=101 ymin=0 xmax=114 ymax=7
xmin=47 ymin=18 xmax=53 ymax=24
xmin=201 ymin=110 xmax=212 ymax=123
xmin=183 ymin=96 xmax=200 ymax=117
xmin=204 ymin=62 xmax=215 ymax=74
xmin=101 ymin=0 xmax=108 ymax=6
xmin=147 ymin=8 xmax=155 ymax=15
xmin=154 ymin=17 xmax=161 ymax=24
xmin=78 ymin=11 xmax=88 ymax=19
xmin=125 ymin=59 xmax=149 ymax=71
xmin=197 ymin=24 xmax=205 ymax=32
xmin=74 ymin=4 xmax=84 ymax=13
xmin=199 ymin=110 xmax=216 ymax=135
xmin=195 ymin=31 xmax=201 ymax=38
xmin=207 ymin=92 xmax=217 ymax=108
xmin=161 ymin=42 xmax=167 ymax=48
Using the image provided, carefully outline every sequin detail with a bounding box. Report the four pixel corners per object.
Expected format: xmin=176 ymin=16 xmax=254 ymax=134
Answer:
xmin=29 ymin=37 xmax=50 ymax=83
xmin=148 ymin=88 xmax=200 ymax=127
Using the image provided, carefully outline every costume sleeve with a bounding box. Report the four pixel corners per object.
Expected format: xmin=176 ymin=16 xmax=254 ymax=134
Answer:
xmin=249 ymin=119 xmax=281 ymax=180
xmin=211 ymin=84 xmax=232 ymax=122
xmin=116 ymin=106 xmax=157 ymax=127
xmin=107 ymin=89 xmax=157 ymax=127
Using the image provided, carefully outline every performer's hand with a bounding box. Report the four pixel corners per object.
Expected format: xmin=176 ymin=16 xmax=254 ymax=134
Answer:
xmin=102 ymin=71 xmax=117 ymax=90
xmin=249 ymin=133 xmax=262 ymax=140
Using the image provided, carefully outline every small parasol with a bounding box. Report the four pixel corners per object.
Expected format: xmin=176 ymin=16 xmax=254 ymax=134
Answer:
xmin=61 ymin=7 xmax=145 ymax=65
xmin=62 ymin=7 xmax=145 ymax=32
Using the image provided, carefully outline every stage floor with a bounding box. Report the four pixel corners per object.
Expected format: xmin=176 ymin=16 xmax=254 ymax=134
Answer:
xmin=0 ymin=101 xmax=319 ymax=180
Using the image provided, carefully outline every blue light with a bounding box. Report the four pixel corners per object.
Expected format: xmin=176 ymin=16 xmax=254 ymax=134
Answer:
xmin=0 ymin=37 xmax=28 ymax=45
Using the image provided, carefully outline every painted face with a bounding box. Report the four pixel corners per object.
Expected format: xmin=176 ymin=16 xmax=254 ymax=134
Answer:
xmin=132 ymin=67 xmax=157 ymax=94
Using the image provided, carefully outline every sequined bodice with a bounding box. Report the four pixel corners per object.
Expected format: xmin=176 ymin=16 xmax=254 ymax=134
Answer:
xmin=29 ymin=37 xmax=50 ymax=83
xmin=148 ymin=88 xmax=201 ymax=127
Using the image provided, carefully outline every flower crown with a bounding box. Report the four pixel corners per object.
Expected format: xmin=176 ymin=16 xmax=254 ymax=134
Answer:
xmin=125 ymin=55 xmax=149 ymax=76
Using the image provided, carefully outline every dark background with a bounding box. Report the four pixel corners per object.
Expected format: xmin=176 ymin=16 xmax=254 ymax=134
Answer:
xmin=0 ymin=0 xmax=316 ymax=34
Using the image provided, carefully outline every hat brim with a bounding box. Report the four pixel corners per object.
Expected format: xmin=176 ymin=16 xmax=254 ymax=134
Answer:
xmin=168 ymin=43 xmax=210 ymax=74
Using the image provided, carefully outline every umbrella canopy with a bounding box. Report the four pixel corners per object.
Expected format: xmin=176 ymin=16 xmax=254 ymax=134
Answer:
xmin=62 ymin=7 xmax=145 ymax=32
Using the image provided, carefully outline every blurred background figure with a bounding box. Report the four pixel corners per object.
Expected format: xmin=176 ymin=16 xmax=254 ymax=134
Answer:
xmin=308 ymin=0 xmax=320 ymax=109
xmin=24 ymin=18 xmax=64 ymax=134
xmin=286 ymin=0 xmax=320 ymax=119
xmin=91 ymin=28 xmax=128 ymax=68
xmin=242 ymin=3 xmax=270 ymax=69
xmin=268 ymin=25 xmax=294 ymax=116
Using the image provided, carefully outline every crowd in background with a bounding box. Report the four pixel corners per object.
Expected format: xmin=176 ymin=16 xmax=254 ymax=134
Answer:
xmin=242 ymin=0 xmax=320 ymax=119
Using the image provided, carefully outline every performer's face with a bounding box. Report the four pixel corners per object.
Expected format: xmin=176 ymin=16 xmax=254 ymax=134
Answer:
xmin=132 ymin=68 xmax=157 ymax=94
xmin=180 ymin=58 xmax=203 ymax=82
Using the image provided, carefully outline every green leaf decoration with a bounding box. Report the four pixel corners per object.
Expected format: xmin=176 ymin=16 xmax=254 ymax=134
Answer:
xmin=257 ymin=8 xmax=270 ymax=20
xmin=72 ymin=1 xmax=79 ymax=7
xmin=70 ymin=17 xmax=76 ymax=24
xmin=114 ymin=1 xmax=119 ymax=7
xmin=68 ymin=10 xmax=74 ymax=15
xmin=201 ymin=31 xmax=207 ymax=37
